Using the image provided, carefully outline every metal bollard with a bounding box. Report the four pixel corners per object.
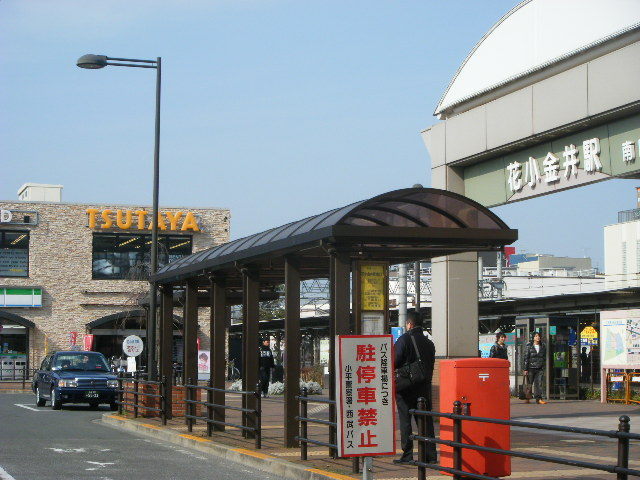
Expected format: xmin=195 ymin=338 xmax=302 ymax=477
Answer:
xmin=186 ymin=378 xmax=193 ymax=432
xmin=161 ymin=375 xmax=167 ymax=426
xmin=207 ymin=379 xmax=213 ymax=437
xmin=452 ymin=400 xmax=463 ymax=480
xmin=255 ymin=382 xmax=262 ymax=449
xmin=118 ymin=374 xmax=123 ymax=415
xmin=417 ymin=397 xmax=427 ymax=480
xmin=617 ymin=415 xmax=630 ymax=480
xmin=133 ymin=372 xmax=139 ymax=419
xmin=300 ymin=387 xmax=308 ymax=461
xmin=329 ymin=400 xmax=337 ymax=459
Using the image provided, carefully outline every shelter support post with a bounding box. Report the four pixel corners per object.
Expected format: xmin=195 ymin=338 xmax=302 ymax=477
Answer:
xmin=183 ymin=280 xmax=198 ymax=386
xmin=329 ymin=251 xmax=351 ymax=458
xmin=284 ymin=256 xmax=301 ymax=447
xmin=211 ymin=278 xmax=226 ymax=431
xmin=242 ymin=267 xmax=259 ymax=438
xmin=160 ymin=285 xmax=173 ymax=418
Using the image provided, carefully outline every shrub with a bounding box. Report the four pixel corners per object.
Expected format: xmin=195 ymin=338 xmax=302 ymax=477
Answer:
xmin=268 ymin=382 xmax=285 ymax=396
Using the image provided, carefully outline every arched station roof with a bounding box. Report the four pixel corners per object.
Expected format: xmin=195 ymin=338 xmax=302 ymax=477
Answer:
xmin=153 ymin=188 xmax=517 ymax=287
xmin=87 ymin=310 xmax=183 ymax=330
xmin=0 ymin=311 xmax=35 ymax=329
xmin=435 ymin=0 xmax=640 ymax=115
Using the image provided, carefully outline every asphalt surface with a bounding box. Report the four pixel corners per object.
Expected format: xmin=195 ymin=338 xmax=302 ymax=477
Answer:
xmin=0 ymin=393 xmax=282 ymax=480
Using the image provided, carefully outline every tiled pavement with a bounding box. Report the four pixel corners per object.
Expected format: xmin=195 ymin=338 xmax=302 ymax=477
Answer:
xmin=120 ymin=391 xmax=640 ymax=480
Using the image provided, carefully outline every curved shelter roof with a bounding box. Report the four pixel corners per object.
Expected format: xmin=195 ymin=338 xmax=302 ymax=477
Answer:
xmin=435 ymin=0 xmax=640 ymax=115
xmin=0 ymin=311 xmax=35 ymax=328
xmin=152 ymin=188 xmax=517 ymax=287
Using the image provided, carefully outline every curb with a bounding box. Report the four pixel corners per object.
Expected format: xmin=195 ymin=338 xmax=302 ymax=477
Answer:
xmin=101 ymin=414 xmax=356 ymax=480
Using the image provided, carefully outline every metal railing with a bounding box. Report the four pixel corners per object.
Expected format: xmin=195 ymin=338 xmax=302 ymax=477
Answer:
xmin=183 ymin=378 xmax=262 ymax=449
xmin=0 ymin=366 xmax=35 ymax=390
xmin=116 ymin=373 xmax=167 ymax=425
xmin=295 ymin=387 xmax=359 ymax=474
xmin=410 ymin=399 xmax=640 ymax=480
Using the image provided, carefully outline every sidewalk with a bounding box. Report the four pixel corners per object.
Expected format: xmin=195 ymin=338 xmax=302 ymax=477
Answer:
xmin=102 ymin=393 xmax=640 ymax=480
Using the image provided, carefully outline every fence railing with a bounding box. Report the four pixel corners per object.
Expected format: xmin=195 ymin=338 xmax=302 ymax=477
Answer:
xmin=0 ymin=366 xmax=35 ymax=390
xmin=116 ymin=373 xmax=167 ymax=425
xmin=410 ymin=399 xmax=640 ymax=480
xmin=183 ymin=378 xmax=262 ymax=449
xmin=295 ymin=387 xmax=359 ymax=474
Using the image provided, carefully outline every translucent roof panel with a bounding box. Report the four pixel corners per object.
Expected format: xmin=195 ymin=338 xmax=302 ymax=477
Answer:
xmin=155 ymin=188 xmax=513 ymax=279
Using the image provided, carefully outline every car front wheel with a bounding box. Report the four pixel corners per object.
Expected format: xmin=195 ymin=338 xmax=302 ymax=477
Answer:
xmin=36 ymin=387 xmax=46 ymax=407
xmin=51 ymin=388 xmax=62 ymax=410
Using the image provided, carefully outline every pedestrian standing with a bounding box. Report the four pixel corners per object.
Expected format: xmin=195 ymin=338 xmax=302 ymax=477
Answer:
xmin=259 ymin=338 xmax=274 ymax=397
xmin=393 ymin=311 xmax=437 ymax=464
xmin=489 ymin=332 xmax=509 ymax=360
xmin=522 ymin=332 xmax=547 ymax=404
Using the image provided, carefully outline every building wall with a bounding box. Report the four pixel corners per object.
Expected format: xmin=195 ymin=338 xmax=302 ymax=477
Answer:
xmin=0 ymin=201 xmax=229 ymax=367
xmin=604 ymin=219 xmax=640 ymax=289
xmin=516 ymin=256 xmax=592 ymax=274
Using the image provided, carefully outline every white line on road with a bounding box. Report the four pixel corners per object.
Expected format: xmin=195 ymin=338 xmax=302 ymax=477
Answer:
xmin=14 ymin=403 xmax=48 ymax=412
xmin=0 ymin=465 xmax=17 ymax=480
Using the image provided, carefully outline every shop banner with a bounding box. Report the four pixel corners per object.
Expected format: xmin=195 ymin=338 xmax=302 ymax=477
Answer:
xmin=83 ymin=334 xmax=95 ymax=351
xmin=336 ymin=335 xmax=396 ymax=457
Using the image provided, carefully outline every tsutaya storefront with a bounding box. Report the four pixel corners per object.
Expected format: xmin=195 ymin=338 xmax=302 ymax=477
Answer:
xmin=421 ymin=0 xmax=640 ymax=370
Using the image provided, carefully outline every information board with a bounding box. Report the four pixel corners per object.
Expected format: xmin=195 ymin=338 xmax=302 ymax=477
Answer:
xmin=336 ymin=335 xmax=396 ymax=457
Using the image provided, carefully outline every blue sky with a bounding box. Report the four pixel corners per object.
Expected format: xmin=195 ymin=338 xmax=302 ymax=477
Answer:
xmin=1 ymin=0 xmax=636 ymax=269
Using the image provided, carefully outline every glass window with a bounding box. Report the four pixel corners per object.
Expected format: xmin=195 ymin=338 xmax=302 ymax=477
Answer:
xmin=92 ymin=233 xmax=192 ymax=280
xmin=0 ymin=230 xmax=29 ymax=277
xmin=52 ymin=352 xmax=110 ymax=372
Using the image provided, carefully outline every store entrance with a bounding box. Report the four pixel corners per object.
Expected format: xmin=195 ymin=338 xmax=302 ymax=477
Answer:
xmin=0 ymin=312 xmax=33 ymax=380
xmin=515 ymin=316 xmax=581 ymax=400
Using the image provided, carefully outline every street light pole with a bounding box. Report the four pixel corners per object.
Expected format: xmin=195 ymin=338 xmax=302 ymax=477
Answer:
xmin=77 ymin=54 xmax=161 ymax=380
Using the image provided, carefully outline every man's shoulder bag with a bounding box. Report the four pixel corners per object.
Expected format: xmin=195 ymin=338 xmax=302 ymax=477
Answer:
xmin=395 ymin=334 xmax=427 ymax=393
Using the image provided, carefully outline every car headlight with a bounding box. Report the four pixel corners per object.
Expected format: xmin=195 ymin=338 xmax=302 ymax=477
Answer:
xmin=58 ymin=379 xmax=78 ymax=388
xmin=107 ymin=379 xmax=119 ymax=388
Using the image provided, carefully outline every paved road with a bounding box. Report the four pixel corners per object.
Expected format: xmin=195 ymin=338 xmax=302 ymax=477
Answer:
xmin=0 ymin=393 xmax=281 ymax=480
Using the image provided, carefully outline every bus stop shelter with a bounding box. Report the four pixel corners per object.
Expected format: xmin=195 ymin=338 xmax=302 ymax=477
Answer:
xmin=150 ymin=187 xmax=518 ymax=447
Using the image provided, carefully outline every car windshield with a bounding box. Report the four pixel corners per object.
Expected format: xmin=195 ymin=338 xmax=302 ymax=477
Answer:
xmin=52 ymin=353 xmax=110 ymax=372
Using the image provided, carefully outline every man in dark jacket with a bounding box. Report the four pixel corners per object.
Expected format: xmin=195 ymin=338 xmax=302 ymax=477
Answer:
xmin=522 ymin=332 xmax=547 ymax=404
xmin=489 ymin=332 xmax=509 ymax=360
xmin=394 ymin=312 xmax=436 ymax=464
xmin=259 ymin=339 xmax=275 ymax=397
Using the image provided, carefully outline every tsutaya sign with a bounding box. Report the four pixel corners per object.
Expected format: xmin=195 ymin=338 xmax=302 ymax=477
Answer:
xmin=336 ymin=335 xmax=396 ymax=457
xmin=86 ymin=209 xmax=200 ymax=232
xmin=463 ymin=114 xmax=640 ymax=207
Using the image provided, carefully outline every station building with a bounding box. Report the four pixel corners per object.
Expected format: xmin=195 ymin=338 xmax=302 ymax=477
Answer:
xmin=0 ymin=183 xmax=229 ymax=375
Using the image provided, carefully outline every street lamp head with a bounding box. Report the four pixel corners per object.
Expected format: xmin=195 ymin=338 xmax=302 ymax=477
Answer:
xmin=77 ymin=54 xmax=108 ymax=69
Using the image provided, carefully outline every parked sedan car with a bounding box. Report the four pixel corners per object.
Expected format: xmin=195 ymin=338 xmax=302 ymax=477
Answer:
xmin=32 ymin=351 xmax=119 ymax=410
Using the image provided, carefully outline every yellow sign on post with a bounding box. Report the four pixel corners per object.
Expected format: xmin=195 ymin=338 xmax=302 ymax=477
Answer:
xmin=581 ymin=326 xmax=598 ymax=340
xmin=361 ymin=264 xmax=386 ymax=311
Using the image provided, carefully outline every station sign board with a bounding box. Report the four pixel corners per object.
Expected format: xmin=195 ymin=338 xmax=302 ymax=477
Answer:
xmin=336 ymin=335 xmax=396 ymax=457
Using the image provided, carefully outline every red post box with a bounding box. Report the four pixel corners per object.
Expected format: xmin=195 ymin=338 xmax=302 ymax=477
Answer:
xmin=439 ymin=358 xmax=511 ymax=477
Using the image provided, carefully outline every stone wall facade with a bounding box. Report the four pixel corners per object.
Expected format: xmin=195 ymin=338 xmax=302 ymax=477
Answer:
xmin=0 ymin=200 xmax=229 ymax=369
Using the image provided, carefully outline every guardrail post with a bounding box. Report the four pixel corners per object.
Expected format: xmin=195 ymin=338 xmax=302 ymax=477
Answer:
xmin=255 ymin=382 xmax=262 ymax=449
xmin=118 ymin=374 xmax=123 ymax=415
xmin=329 ymin=400 xmax=337 ymax=459
xmin=452 ymin=400 xmax=463 ymax=480
xmin=134 ymin=372 xmax=139 ymax=419
xmin=617 ymin=415 xmax=630 ymax=480
xmin=301 ymin=387 xmax=308 ymax=461
xmin=207 ymin=379 xmax=213 ymax=437
xmin=417 ymin=397 xmax=427 ymax=480
xmin=186 ymin=378 xmax=193 ymax=432
xmin=161 ymin=375 xmax=167 ymax=426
